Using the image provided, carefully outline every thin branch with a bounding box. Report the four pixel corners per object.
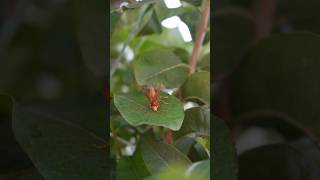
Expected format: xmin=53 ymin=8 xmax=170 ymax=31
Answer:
xmin=189 ymin=0 xmax=210 ymax=73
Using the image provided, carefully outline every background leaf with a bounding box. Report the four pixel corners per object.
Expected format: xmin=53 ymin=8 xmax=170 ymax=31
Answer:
xmin=230 ymin=32 xmax=320 ymax=141
xmin=0 ymin=95 xmax=43 ymax=179
xmin=174 ymin=107 xmax=210 ymax=140
xmin=181 ymin=72 xmax=210 ymax=105
xmin=182 ymin=0 xmax=203 ymax=7
xmin=117 ymin=149 xmax=150 ymax=180
xmin=213 ymin=8 xmax=255 ymax=81
xmin=186 ymin=160 xmax=210 ymax=180
xmin=12 ymin=98 xmax=109 ymax=180
xmin=74 ymin=0 xmax=107 ymax=77
xmin=238 ymin=144 xmax=320 ymax=180
xmin=134 ymin=49 xmax=190 ymax=88
xmin=213 ymin=116 xmax=238 ymax=180
xmin=140 ymin=137 xmax=191 ymax=174
xmin=198 ymin=53 xmax=210 ymax=72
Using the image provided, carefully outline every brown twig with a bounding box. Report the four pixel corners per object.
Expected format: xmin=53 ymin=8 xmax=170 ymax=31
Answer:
xmin=189 ymin=0 xmax=210 ymax=73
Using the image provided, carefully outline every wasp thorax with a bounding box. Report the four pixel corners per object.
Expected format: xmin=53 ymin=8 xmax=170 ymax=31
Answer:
xmin=142 ymin=83 xmax=162 ymax=112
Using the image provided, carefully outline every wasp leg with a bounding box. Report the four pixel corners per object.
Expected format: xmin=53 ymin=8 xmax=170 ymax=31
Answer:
xmin=142 ymin=86 xmax=149 ymax=98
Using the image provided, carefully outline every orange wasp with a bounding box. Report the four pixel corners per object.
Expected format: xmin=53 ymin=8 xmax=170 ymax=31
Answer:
xmin=142 ymin=82 xmax=168 ymax=112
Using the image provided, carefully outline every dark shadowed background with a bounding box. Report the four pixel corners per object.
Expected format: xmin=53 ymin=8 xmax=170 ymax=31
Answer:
xmin=0 ymin=0 xmax=108 ymax=179
xmin=213 ymin=0 xmax=320 ymax=179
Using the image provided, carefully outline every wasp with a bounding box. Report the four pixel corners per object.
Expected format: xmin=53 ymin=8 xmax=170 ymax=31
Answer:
xmin=142 ymin=82 xmax=168 ymax=111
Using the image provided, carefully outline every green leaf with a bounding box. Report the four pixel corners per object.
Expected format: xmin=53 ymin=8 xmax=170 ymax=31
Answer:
xmin=144 ymin=160 xmax=209 ymax=180
xmin=74 ymin=0 xmax=107 ymax=77
xmin=110 ymin=11 xmax=121 ymax=37
xmin=144 ymin=163 xmax=206 ymax=180
xmin=213 ymin=8 xmax=255 ymax=80
xmin=117 ymin=150 xmax=150 ymax=180
xmin=238 ymin=144 xmax=320 ymax=180
xmin=143 ymin=163 xmax=200 ymax=180
xmin=198 ymin=53 xmax=210 ymax=72
xmin=230 ymin=32 xmax=320 ymax=140
xmin=138 ymin=10 xmax=162 ymax=36
xmin=113 ymin=92 xmax=184 ymax=131
xmin=12 ymin=98 xmax=109 ymax=180
xmin=175 ymin=136 xmax=196 ymax=155
xmin=0 ymin=95 xmax=42 ymax=179
xmin=180 ymin=11 xmax=201 ymax=41
xmin=173 ymin=48 xmax=191 ymax=64
xmin=181 ymin=72 xmax=210 ymax=105
xmin=140 ymin=137 xmax=192 ymax=174
xmin=174 ymin=107 xmax=210 ymax=140
xmin=213 ymin=116 xmax=237 ymax=180
xmin=134 ymin=49 xmax=190 ymax=88
xmin=135 ymin=28 xmax=193 ymax=51
xmin=186 ymin=160 xmax=210 ymax=180
xmin=182 ymin=0 xmax=203 ymax=6
xmin=196 ymin=137 xmax=210 ymax=156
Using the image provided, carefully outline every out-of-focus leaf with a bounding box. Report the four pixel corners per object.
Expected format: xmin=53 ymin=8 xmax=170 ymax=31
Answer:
xmin=230 ymin=32 xmax=320 ymax=140
xmin=175 ymin=136 xmax=195 ymax=155
xmin=141 ymin=137 xmax=191 ymax=174
xmin=0 ymin=95 xmax=37 ymax=176
xmin=213 ymin=116 xmax=237 ymax=180
xmin=186 ymin=160 xmax=210 ymax=180
xmin=154 ymin=0 xmax=175 ymax=22
xmin=278 ymin=0 xmax=320 ymax=20
xmin=144 ymin=163 xmax=204 ymax=180
xmin=134 ymin=49 xmax=190 ymax=88
xmin=111 ymin=11 xmax=121 ymax=37
xmin=180 ymin=11 xmax=201 ymax=41
xmin=18 ymin=96 xmax=107 ymax=139
xmin=117 ymin=149 xmax=150 ymax=180
xmin=198 ymin=53 xmax=210 ymax=72
xmin=113 ymin=92 xmax=184 ymax=131
xmin=0 ymin=167 xmax=44 ymax=180
xmin=173 ymin=48 xmax=191 ymax=64
xmin=182 ymin=0 xmax=203 ymax=6
xmin=238 ymin=144 xmax=320 ymax=180
xmin=213 ymin=8 xmax=255 ymax=80
xmin=74 ymin=0 xmax=107 ymax=77
xmin=137 ymin=28 xmax=193 ymax=51
xmin=181 ymin=72 xmax=210 ymax=105
xmin=193 ymin=143 xmax=209 ymax=160
xmin=138 ymin=10 xmax=162 ymax=36
xmin=196 ymin=137 xmax=210 ymax=156
xmin=12 ymin=97 xmax=109 ymax=180
xmin=274 ymin=0 xmax=320 ymax=35
xmin=174 ymin=107 xmax=210 ymax=140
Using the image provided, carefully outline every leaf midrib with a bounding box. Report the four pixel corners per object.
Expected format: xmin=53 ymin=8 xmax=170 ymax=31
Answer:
xmin=141 ymin=63 xmax=190 ymax=82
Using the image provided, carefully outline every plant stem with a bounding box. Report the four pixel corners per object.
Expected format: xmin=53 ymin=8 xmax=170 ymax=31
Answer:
xmin=110 ymin=132 xmax=133 ymax=146
xmin=189 ymin=0 xmax=210 ymax=73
